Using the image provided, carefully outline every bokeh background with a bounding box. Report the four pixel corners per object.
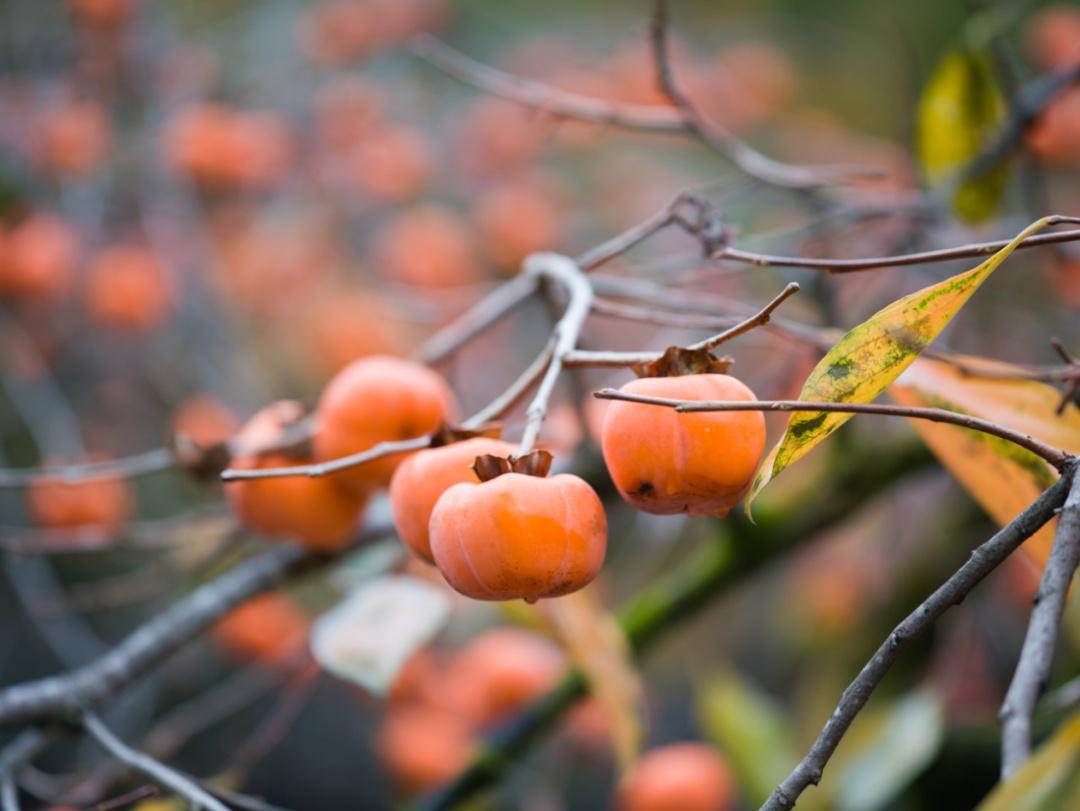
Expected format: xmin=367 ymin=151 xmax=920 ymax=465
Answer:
xmin=0 ymin=0 xmax=1079 ymax=809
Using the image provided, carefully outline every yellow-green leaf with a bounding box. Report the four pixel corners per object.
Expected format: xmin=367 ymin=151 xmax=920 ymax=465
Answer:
xmin=745 ymin=217 xmax=1053 ymax=513
xmin=541 ymin=588 xmax=645 ymax=773
xmin=890 ymin=355 xmax=1080 ymax=568
xmin=699 ymin=669 xmax=797 ymax=806
xmin=917 ymin=49 xmax=1008 ymax=223
xmin=976 ymin=709 xmax=1080 ymax=811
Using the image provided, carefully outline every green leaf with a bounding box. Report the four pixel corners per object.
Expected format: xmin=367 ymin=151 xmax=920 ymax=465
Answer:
xmin=699 ymin=669 xmax=797 ymax=805
xmin=745 ymin=217 xmax=1053 ymax=513
xmin=917 ymin=49 xmax=1009 ymax=223
xmin=977 ymin=709 xmax=1080 ymax=811
xmin=836 ymin=689 xmax=944 ymax=811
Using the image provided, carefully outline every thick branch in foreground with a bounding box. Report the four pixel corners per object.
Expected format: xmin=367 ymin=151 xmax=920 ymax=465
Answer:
xmin=999 ymin=470 xmax=1080 ymax=776
xmin=0 ymin=543 xmax=314 ymax=727
xmin=593 ymin=391 xmax=1071 ymax=471
xmin=760 ymin=468 xmax=1074 ymax=811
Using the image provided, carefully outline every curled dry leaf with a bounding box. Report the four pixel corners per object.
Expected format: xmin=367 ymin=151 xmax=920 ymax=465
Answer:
xmin=540 ymin=588 xmax=645 ymax=772
xmin=890 ymin=354 xmax=1080 ymax=568
xmin=310 ymin=574 xmax=450 ymax=696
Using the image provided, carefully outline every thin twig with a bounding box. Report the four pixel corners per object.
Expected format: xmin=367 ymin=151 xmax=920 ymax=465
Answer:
xmin=82 ymin=711 xmax=229 ymax=811
xmin=760 ymin=468 xmax=1074 ymax=811
xmin=517 ymin=254 xmax=594 ymax=454
xmin=411 ymin=34 xmax=863 ymax=191
xmin=593 ymin=391 xmax=1072 ymax=470
xmin=590 ymin=298 xmax=743 ymax=330
xmin=565 ymin=283 xmax=801 ymax=367
xmin=89 ymin=785 xmax=160 ymax=811
xmin=999 ymin=471 xmax=1080 ymax=776
xmin=715 ymin=215 xmax=1080 ymax=273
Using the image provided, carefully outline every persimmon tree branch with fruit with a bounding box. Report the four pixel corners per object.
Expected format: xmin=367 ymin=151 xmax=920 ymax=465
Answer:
xmin=2 ymin=1 xmax=1080 ymax=811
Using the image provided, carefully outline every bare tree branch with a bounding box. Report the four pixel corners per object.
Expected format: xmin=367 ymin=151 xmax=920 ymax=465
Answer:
xmin=999 ymin=470 xmax=1080 ymax=776
xmin=82 ymin=711 xmax=229 ymax=811
xmin=760 ymin=467 xmax=1075 ymax=810
xmin=517 ymin=254 xmax=594 ymax=455
xmin=410 ymin=34 xmax=864 ymax=191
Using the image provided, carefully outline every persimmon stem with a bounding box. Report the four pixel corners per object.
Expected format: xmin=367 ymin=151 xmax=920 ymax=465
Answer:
xmin=564 ymin=284 xmax=802 ymax=369
xmin=593 ymin=390 xmax=1072 ymax=471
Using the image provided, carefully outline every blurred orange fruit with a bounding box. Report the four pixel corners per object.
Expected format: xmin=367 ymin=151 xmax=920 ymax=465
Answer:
xmin=84 ymin=245 xmax=174 ymax=332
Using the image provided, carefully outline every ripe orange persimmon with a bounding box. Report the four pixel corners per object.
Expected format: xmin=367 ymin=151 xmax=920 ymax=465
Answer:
xmin=314 ymin=356 xmax=458 ymax=491
xmin=84 ymin=245 xmax=174 ymax=332
xmin=601 ymin=374 xmax=765 ymax=517
xmin=26 ymin=466 xmax=133 ymax=534
xmin=171 ymin=394 xmax=239 ymax=447
xmin=474 ymin=179 xmax=562 ymax=271
xmin=372 ymin=206 xmax=479 ymax=288
xmin=1027 ymin=5 xmax=1080 ymax=71
xmin=35 ymin=100 xmax=111 ymax=177
xmin=67 ymin=0 xmax=135 ymax=29
xmin=302 ymin=288 xmax=411 ymax=376
xmin=429 ymin=462 xmax=607 ymax=602
xmin=213 ymin=592 xmax=310 ymax=666
xmin=3 ymin=214 xmax=77 ymax=302
xmin=350 ymin=125 xmax=432 ymax=202
xmin=389 ymin=437 xmax=516 ymax=564
xmin=375 ymin=705 xmax=475 ymax=792
xmin=617 ymin=743 xmax=736 ymax=811
xmin=446 ymin=628 xmax=565 ymax=726
xmin=226 ymin=401 xmax=367 ymax=551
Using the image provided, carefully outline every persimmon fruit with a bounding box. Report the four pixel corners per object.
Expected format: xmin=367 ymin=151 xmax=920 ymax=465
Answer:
xmin=226 ymin=401 xmax=367 ymax=551
xmin=84 ymin=245 xmax=174 ymax=332
xmin=429 ymin=456 xmax=607 ymax=602
xmin=314 ymin=356 xmax=458 ymax=491
xmin=601 ymin=374 xmax=765 ymax=517
xmin=617 ymin=743 xmax=736 ymax=811
xmin=26 ymin=465 xmax=133 ymax=534
xmin=213 ymin=592 xmax=310 ymax=667
xmin=375 ymin=704 xmax=474 ymax=792
xmin=388 ymin=436 xmax=516 ymax=564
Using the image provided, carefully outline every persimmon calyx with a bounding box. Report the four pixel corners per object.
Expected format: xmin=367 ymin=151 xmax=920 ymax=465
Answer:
xmin=472 ymin=449 xmax=554 ymax=482
xmin=428 ymin=421 xmax=502 ymax=448
xmin=632 ymin=346 xmax=733 ymax=379
xmin=170 ymin=433 xmax=233 ymax=481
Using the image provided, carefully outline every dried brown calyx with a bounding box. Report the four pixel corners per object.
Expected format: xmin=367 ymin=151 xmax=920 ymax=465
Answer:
xmin=472 ymin=449 xmax=554 ymax=482
xmin=428 ymin=421 xmax=502 ymax=448
xmin=170 ymin=433 xmax=233 ymax=482
xmin=632 ymin=346 xmax=733 ymax=378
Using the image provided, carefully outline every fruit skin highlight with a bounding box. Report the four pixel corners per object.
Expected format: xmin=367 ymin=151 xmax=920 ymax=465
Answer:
xmin=429 ymin=468 xmax=607 ymax=603
xmin=389 ymin=436 xmax=516 ymax=564
xmin=601 ymin=374 xmax=765 ymax=517
xmin=314 ymin=355 xmax=458 ymax=492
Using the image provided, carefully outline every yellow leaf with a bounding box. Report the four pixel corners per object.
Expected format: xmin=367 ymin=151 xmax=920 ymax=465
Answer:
xmin=976 ymin=710 xmax=1080 ymax=811
xmin=746 ymin=218 xmax=1054 ymax=513
xmin=917 ymin=49 xmax=1008 ymax=223
xmin=891 ymin=355 xmax=1080 ymax=567
xmin=541 ymin=588 xmax=645 ymax=772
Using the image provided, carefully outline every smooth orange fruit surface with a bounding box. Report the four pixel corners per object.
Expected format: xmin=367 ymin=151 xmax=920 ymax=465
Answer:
xmin=213 ymin=592 xmax=310 ymax=666
xmin=446 ymin=628 xmax=565 ymax=726
xmin=388 ymin=437 xmax=516 ymax=564
xmin=226 ymin=400 xmax=367 ymax=551
xmin=429 ymin=472 xmax=607 ymax=602
xmin=26 ymin=466 xmax=133 ymax=533
xmin=84 ymin=245 xmax=174 ymax=332
xmin=375 ymin=704 xmax=474 ymax=792
xmin=171 ymin=394 xmax=239 ymax=447
xmin=4 ymin=214 xmax=77 ymax=301
xmin=314 ymin=356 xmax=458 ymax=491
xmin=617 ymin=743 xmax=736 ymax=811
xmin=601 ymin=374 xmax=765 ymax=517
